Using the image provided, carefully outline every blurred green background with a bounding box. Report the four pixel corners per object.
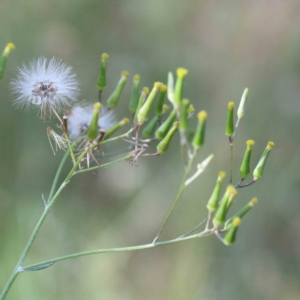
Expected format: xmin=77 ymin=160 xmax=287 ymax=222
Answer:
xmin=1 ymin=0 xmax=300 ymax=299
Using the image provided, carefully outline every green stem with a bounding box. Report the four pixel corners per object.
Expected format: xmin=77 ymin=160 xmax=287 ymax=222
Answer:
xmin=74 ymin=154 xmax=132 ymax=175
xmin=0 ymin=143 xmax=125 ymax=299
xmin=153 ymin=149 xmax=197 ymax=243
xmin=47 ymin=150 xmax=70 ymax=203
xmin=23 ymin=230 xmax=213 ymax=271
xmin=100 ymin=128 xmax=135 ymax=145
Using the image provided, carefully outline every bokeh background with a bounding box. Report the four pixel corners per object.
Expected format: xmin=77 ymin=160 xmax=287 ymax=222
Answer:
xmin=1 ymin=0 xmax=300 ymax=299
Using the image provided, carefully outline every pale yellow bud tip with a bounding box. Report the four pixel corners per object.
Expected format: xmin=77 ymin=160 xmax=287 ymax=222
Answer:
xmin=163 ymin=104 xmax=169 ymax=112
xmin=101 ymin=53 xmax=109 ymax=60
xmin=247 ymin=140 xmax=255 ymax=147
xmin=226 ymin=185 xmax=238 ymax=197
xmin=6 ymin=43 xmax=15 ymax=51
xmin=142 ymin=87 xmax=149 ymax=95
xmin=94 ymin=103 xmax=102 ymax=110
xmin=173 ymin=121 xmax=180 ymax=129
xmin=160 ymin=84 xmax=167 ymax=92
xmin=228 ymin=102 xmax=235 ymax=109
xmin=177 ymin=68 xmax=188 ymax=78
xmin=251 ymin=198 xmax=258 ymax=205
xmin=154 ymin=82 xmax=162 ymax=89
xmin=133 ymin=74 xmax=140 ymax=81
xmin=268 ymin=141 xmax=275 ymax=148
xmin=233 ymin=217 xmax=241 ymax=226
xmin=198 ymin=110 xmax=207 ymax=121
xmin=218 ymin=171 xmax=226 ymax=179
xmin=122 ymin=118 xmax=130 ymax=125
xmin=121 ymin=71 xmax=129 ymax=78
xmin=182 ymin=98 xmax=190 ymax=105
xmin=188 ymin=104 xmax=195 ymax=115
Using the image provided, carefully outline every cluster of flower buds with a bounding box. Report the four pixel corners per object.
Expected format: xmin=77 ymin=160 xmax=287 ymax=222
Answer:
xmin=5 ymin=45 xmax=275 ymax=246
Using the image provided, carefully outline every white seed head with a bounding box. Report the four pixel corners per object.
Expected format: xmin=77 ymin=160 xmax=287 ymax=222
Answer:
xmin=67 ymin=104 xmax=116 ymax=140
xmin=11 ymin=57 xmax=79 ymax=119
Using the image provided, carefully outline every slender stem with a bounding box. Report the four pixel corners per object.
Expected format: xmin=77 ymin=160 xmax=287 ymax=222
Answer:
xmin=47 ymin=150 xmax=70 ymax=203
xmin=74 ymin=154 xmax=132 ymax=175
xmin=1 ymin=143 xmax=97 ymax=299
xmin=23 ymin=230 xmax=214 ymax=271
xmin=178 ymin=217 xmax=207 ymax=238
xmin=153 ymin=149 xmax=197 ymax=243
xmin=64 ymin=134 xmax=76 ymax=165
xmin=229 ymin=142 xmax=233 ymax=184
xmin=100 ymin=128 xmax=135 ymax=145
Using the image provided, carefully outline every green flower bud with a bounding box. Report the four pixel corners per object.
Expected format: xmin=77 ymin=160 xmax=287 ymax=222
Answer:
xmin=155 ymin=84 xmax=167 ymax=116
xmin=155 ymin=109 xmax=177 ymax=140
xmin=157 ymin=122 xmax=179 ymax=154
xmin=142 ymin=115 xmax=159 ymax=138
xmin=174 ymin=68 xmax=188 ymax=107
xmin=240 ymin=140 xmax=255 ymax=179
xmin=237 ymin=88 xmax=249 ymax=119
xmin=253 ymin=142 xmax=275 ymax=180
xmin=129 ymin=74 xmax=141 ymax=113
xmin=179 ymin=99 xmax=190 ymax=133
xmin=97 ymin=53 xmax=109 ymax=91
xmin=225 ymin=198 xmax=258 ymax=230
xmin=213 ymin=185 xmax=238 ymax=228
xmin=192 ymin=110 xmax=207 ymax=150
xmin=0 ymin=43 xmax=15 ymax=80
xmin=106 ymin=71 xmax=129 ymax=108
xmin=137 ymin=82 xmax=161 ymax=124
xmin=225 ymin=102 xmax=235 ymax=137
xmin=87 ymin=103 xmax=102 ymax=141
xmin=103 ymin=118 xmax=130 ymax=141
xmin=206 ymin=172 xmax=226 ymax=212
xmin=133 ymin=87 xmax=149 ymax=125
xmin=224 ymin=217 xmax=241 ymax=246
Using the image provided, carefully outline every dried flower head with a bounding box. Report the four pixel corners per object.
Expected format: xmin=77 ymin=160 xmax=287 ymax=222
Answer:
xmin=67 ymin=104 xmax=115 ymax=140
xmin=11 ymin=57 xmax=79 ymax=119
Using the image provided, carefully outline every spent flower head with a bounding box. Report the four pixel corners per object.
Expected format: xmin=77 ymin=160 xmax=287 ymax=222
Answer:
xmin=11 ymin=57 xmax=79 ymax=119
xmin=67 ymin=104 xmax=115 ymax=140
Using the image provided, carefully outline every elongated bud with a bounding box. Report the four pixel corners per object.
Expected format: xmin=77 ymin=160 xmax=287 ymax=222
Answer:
xmin=106 ymin=71 xmax=129 ymax=108
xmin=179 ymin=99 xmax=190 ymax=133
xmin=0 ymin=43 xmax=15 ymax=80
xmin=174 ymin=68 xmax=188 ymax=107
xmin=155 ymin=109 xmax=177 ymax=140
xmin=129 ymin=74 xmax=141 ymax=113
xmin=97 ymin=53 xmax=109 ymax=91
xmin=134 ymin=87 xmax=149 ymax=125
xmin=237 ymin=88 xmax=249 ymax=119
xmin=224 ymin=217 xmax=241 ymax=246
xmin=206 ymin=172 xmax=226 ymax=212
xmin=87 ymin=103 xmax=102 ymax=141
xmin=103 ymin=118 xmax=130 ymax=140
xmin=137 ymin=82 xmax=162 ymax=124
xmin=142 ymin=115 xmax=159 ymax=138
xmin=225 ymin=198 xmax=258 ymax=230
xmin=240 ymin=140 xmax=255 ymax=179
xmin=213 ymin=185 xmax=238 ymax=227
xmin=155 ymin=84 xmax=167 ymax=116
xmin=225 ymin=102 xmax=235 ymax=137
xmin=157 ymin=122 xmax=179 ymax=154
xmin=193 ymin=110 xmax=207 ymax=150
xmin=167 ymin=72 xmax=175 ymax=105
xmin=253 ymin=142 xmax=274 ymax=180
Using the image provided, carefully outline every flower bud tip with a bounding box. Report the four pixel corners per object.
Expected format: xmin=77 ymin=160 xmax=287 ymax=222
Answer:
xmin=268 ymin=141 xmax=275 ymax=148
xmin=6 ymin=43 xmax=15 ymax=51
xmin=219 ymin=171 xmax=226 ymax=179
xmin=198 ymin=110 xmax=207 ymax=121
xmin=101 ymin=53 xmax=109 ymax=60
xmin=94 ymin=102 xmax=101 ymax=110
xmin=177 ymin=68 xmax=188 ymax=78
xmin=246 ymin=140 xmax=255 ymax=147
xmin=154 ymin=82 xmax=162 ymax=89
xmin=123 ymin=117 xmax=130 ymax=125
xmin=142 ymin=87 xmax=149 ymax=94
xmin=251 ymin=198 xmax=258 ymax=205
xmin=160 ymin=84 xmax=167 ymax=92
xmin=121 ymin=71 xmax=129 ymax=78
xmin=133 ymin=74 xmax=140 ymax=81
xmin=233 ymin=217 xmax=241 ymax=227
xmin=228 ymin=102 xmax=235 ymax=109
